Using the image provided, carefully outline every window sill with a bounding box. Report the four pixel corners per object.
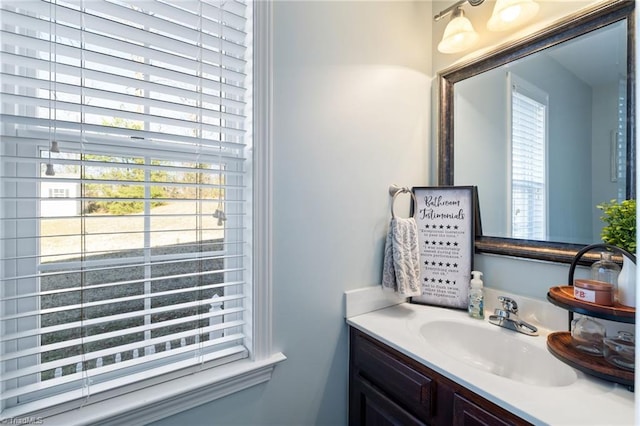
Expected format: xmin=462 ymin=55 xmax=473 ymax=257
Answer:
xmin=46 ymin=353 xmax=286 ymax=426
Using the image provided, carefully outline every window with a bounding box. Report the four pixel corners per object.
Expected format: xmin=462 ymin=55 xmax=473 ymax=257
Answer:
xmin=508 ymin=73 xmax=548 ymax=240
xmin=0 ymin=1 xmax=277 ymax=420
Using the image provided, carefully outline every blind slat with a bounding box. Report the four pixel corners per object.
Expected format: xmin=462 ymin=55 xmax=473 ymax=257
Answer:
xmin=1 ymin=335 xmax=246 ymax=396
xmin=2 ymin=295 xmax=246 ymax=346
xmin=0 ymin=152 xmax=244 ymax=172
xmin=1 ymin=240 xmax=246 ymax=263
xmin=79 ymin=1 xmax=248 ymax=55
xmin=127 ymin=0 xmax=248 ymax=43
xmin=1 ymin=94 xmax=246 ymax=136
xmin=1 ymin=273 xmax=243 ymax=302
xmin=0 ymin=47 xmax=247 ymax=97
xmin=1 ymin=316 xmax=245 ymax=363
xmin=2 ymin=175 xmax=242 ymax=191
xmin=0 ymin=134 xmax=247 ymax=161
xmin=1 ymin=305 xmax=245 ymax=344
xmin=2 ymin=290 xmax=245 ymax=321
xmin=1 ymin=72 xmax=246 ymax=123
xmin=0 ymin=7 xmax=248 ymax=67
xmin=1 ymin=115 xmax=247 ymax=148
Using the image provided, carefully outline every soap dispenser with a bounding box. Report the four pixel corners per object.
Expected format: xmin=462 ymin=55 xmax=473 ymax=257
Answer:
xmin=468 ymin=270 xmax=484 ymax=319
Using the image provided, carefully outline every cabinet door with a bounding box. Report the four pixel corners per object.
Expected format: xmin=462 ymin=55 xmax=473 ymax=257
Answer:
xmin=351 ymin=330 xmax=435 ymax=420
xmin=452 ymin=393 xmax=516 ymax=426
xmin=351 ymin=375 xmax=427 ymax=426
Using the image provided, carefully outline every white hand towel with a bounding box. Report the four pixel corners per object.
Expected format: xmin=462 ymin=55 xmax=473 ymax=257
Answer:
xmin=382 ymin=217 xmax=422 ymax=297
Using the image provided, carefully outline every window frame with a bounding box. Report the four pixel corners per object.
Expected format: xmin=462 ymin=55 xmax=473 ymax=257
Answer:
xmin=1 ymin=1 xmax=283 ymax=424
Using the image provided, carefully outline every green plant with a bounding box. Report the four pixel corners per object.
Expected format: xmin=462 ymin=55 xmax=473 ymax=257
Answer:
xmin=597 ymin=199 xmax=636 ymax=253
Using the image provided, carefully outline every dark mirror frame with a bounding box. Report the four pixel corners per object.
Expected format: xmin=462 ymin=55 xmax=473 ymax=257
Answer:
xmin=437 ymin=0 xmax=635 ymax=264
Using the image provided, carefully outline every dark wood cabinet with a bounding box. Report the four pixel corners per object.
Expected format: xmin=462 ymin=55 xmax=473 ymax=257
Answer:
xmin=452 ymin=394 xmax=515 ymax=426
xmin=349 ymin=327 xmax=531 ymax=426
xmin=353 ymin=376 xmax=426 ymax=426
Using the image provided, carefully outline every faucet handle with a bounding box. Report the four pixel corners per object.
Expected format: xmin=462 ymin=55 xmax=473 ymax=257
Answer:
xmin=498 ymin=296 xmax=518 ymax=314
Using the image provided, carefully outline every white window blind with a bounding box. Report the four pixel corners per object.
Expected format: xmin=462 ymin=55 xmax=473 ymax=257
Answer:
xmin=616 ymin=77 xmax=627 ymax=200
xmin=1 ymin=0 xmax=251 ymax=418
xmin=509 ymin=73 xmax=547 ymax=240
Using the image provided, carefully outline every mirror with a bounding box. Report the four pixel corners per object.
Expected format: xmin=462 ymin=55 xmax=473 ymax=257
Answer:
xmin=438 ymin=1 xmax=635 ymax=264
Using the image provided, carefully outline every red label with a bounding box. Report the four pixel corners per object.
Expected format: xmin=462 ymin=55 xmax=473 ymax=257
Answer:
xmin=574 ymin=286 xmax=595 ymax=303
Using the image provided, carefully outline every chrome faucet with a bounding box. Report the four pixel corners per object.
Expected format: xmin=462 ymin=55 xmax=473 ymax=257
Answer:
xmin=488 ymin=296 xmax=539 ymax=336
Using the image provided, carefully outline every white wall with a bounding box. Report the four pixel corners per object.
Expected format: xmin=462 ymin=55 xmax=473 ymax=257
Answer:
xmin=151 ymin=1 xmax=432 ymax=425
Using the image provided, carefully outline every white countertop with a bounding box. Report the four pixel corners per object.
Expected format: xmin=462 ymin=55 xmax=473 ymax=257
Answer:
xmin=347 ymin=302 xmax=635 ymax=425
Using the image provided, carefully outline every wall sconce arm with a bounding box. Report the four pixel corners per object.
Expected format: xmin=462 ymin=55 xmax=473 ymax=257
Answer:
xmin=434 ymin=0 xmax=485 ymax=21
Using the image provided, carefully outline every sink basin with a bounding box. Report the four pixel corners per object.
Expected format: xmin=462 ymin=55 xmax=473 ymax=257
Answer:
xmin=420 ymin=320 xmax=577 ymax=387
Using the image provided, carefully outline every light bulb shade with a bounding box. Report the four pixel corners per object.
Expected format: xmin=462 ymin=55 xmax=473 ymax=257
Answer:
xmin=50 ymin=140 xmax=60 ymax=153
xmin=487 ymin=0 xmax=539 ymax=32
xmin=437 ymin=9 xmax=479 ymax=54
xmin=45 ymin=163 xmax=55 ymax=176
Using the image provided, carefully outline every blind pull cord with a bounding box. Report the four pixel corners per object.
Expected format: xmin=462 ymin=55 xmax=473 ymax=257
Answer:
xmin=213 ymin=152 xmax=227 ymax=226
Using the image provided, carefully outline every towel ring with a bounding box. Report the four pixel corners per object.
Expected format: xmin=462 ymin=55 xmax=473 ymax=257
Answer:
xmin=391 ymin=188 xmax=418 ymax=219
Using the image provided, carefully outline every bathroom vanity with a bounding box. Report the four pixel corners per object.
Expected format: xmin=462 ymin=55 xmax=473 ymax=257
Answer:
xmin=346 ymin=301 xmax=634 ymax=425
xmin=349 ymin=328 xmax=528 ymax=425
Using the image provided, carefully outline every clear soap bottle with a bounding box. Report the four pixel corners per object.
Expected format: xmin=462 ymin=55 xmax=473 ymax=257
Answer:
xmin=468 ymin=270 xmax=484 ymax=319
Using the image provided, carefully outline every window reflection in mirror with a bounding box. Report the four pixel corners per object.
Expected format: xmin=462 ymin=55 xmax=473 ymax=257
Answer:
xmin=509 ymin=73 xmax=548 ymax=240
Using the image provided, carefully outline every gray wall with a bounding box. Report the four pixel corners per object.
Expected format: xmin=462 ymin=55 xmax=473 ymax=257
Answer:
xmin=151 ymin=1 xmax=432 ymax=425
xmin=454 ymin=70 xmax=507 ymax=236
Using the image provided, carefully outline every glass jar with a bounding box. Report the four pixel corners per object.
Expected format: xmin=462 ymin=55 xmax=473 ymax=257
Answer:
xmin=590 ymin=251 xmax=620 ymax=290
xmin=571 ymin=316 xmax=605 ymax=356
xmin=603 ymin=331 xmax=635 ymax=371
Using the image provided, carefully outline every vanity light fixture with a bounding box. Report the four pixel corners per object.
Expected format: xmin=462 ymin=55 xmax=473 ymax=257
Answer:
xmin=434 ymin=0 xmax=540 ymax=54
xmin=487 ymin=0 xmax=539 ymax=32
xmin=437 ymin=6 xmax=480 ymax=54
xmin=434 ymin=0 xmax=484 ymax=54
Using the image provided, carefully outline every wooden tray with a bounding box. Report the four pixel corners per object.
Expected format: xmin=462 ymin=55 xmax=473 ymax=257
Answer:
xmin=547 ymin=286 xmax=635 ymax=323
xmin=547 ymin=332 xmax=634 ymax=388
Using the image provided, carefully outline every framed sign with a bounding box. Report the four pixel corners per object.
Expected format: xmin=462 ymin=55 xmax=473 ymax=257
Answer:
xmin=410 ymin=186 xmax=476 ymax=309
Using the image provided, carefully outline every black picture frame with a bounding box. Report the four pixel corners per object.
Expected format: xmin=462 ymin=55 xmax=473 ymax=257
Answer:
xmin=410 ymin=186 xmax=477 ymax=309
